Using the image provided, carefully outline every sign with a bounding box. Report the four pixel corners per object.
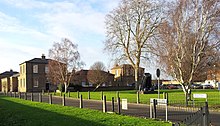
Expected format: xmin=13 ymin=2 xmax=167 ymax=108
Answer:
xmin=122 ymin=99 xmax=128 ymax=110
xmin=156 ymin=69 xmax=160 ymax=78
xmin=150 ymin=98 xmax=167 ymax=105
xmin=150 ymin=98 xmax=168 ymax=121
xmin=157 ymin=99 xmax=167 ymax=105
xmin=193 ymin=94 xmax=207 ymax=99
xmin=218 ymin=83 xmax=220 ymax=91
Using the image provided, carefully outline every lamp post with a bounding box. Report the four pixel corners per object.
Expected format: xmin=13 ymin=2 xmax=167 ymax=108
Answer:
xmin=156 ymin=69 xmax=160 ymax=99
xmin=214 ymin=65 xmax=216 ymax=88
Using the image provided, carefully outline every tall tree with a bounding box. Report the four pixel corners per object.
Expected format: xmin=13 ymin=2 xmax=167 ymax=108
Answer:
xmin=48 ymin=38 xmax=84 ymax=92
xmin=155 ymin=0 xmax=220 ymax=104
xmin=87 ymin=61 xmax=109 ymax=91
xmin=104 ymin=0 xmax=163 ymax=89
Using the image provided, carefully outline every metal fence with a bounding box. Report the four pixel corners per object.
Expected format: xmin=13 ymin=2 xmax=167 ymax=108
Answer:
xmin=1 ymin=91 xmax=214 ymax=126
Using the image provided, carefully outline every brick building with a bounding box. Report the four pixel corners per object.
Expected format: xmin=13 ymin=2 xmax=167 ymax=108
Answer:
xmin=110 ymin=64 xmax=145 ymax=86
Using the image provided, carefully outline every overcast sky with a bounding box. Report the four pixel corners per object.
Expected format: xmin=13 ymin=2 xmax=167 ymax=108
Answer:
xmin=0 ymin=0 xmax=120 ymax=72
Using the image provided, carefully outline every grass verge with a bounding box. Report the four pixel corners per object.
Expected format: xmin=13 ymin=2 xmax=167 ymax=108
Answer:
xmin=0 ymin=96 xmax=171 ymax=126
xmin=54 ymin=89 xmax=220 ymax=110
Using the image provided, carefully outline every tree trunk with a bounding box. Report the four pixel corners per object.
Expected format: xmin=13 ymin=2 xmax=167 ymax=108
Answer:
xmin=181 ymin=85 xmax=191 ymax=106
xmin=93 ymin=84 xmax=101 ymax=92
xmin=64 ymin=82 xmax=67 ymax=93
xmin=134 ymin=67 xmax=139 ymax=90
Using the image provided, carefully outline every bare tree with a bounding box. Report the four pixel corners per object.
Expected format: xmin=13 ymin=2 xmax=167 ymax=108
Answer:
xmin=48 ymin=38 xmax=84 ymax=92
xmin=155 ymin=0 xmax=220 ymax=104
xmin=104 ymin=0 xmax=163 ymax=89
xmin=87 ymin=61 xmax=109 ymax=91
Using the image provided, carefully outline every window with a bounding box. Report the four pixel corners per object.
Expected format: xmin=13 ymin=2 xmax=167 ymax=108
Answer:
xmin=23 ymin=65 xmax=25 ymax=73
xmin=33 ymin=65 xmax=38 ymax=73
xmin=34 ymin=78 xmax=39 ymax=87
xmin=20 ymin=79 xmax=22 ymax=88
xmin=115 ymin=70 xmax=118 ymax=76
xmin=20 ymin=66 xmax=22 ymax=74
xmin=23 ymin=78 xmax=25 ymax=88
xmin=45 ymin=65 xmax=49 ymax=73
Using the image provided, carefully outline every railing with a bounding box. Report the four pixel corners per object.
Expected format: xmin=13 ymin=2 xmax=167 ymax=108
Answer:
xmin=182 ymin=102 xmax=210 ymax=126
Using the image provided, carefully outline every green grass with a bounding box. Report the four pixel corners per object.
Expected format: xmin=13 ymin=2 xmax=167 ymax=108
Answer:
xmin=55 ymin=89 xmax=220 ymax=109
xmin=0 ymin=96 xmax=171 ymax=126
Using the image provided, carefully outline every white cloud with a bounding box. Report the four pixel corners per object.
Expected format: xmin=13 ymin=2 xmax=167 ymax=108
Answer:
xmin=0 ymin=0 xmax=120 ymax=72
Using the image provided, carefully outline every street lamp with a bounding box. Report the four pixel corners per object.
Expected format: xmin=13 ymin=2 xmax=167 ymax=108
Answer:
xmin=156 ymin=69 xmax=160 ymax=99
xmin=214 ymin=65 xmax=216 ymax=88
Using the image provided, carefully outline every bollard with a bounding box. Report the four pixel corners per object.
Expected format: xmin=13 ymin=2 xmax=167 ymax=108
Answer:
xmin=68 ymin=91 xmax=70 ymax=97
xmin=88 ymin=91 xmax=90 ymax=99
xmin=63 ymin=94 xmax=66 ymax=106
xmin=116 ymin=91 xmax=120 ymax=100
xmin=77 ymin=91 xmax=79 ymax=99
xmin=137 ymin=91 xmax=140 ymax=104
xmin=14 ymin=92 xmax=16 ymax=98
xmin=80 ymin=95 xmax=83 ymax=108
xmin=112 ymin=97 xmax=115 ymax=112
xmin=103 ymin=95 xmax=107 ymax=113
xmin=153 ymin=99 xmax=157 ymax=118
xmin=117 ymin=97 xmax=121 ymax=115
xmin=49 ymin=94 xmax=52 ymax=104
xmin=24 ymin=92 xmax=27 ymax=100
xmin=163 ymin=92 xmax=166 ymax=99
xmin=31 ymin=92 xmax=33 ymax=101
xmin=101 ymin=91 xmax=103 ymax=100
xmin=39 ymin=93 xmax=42 ymax=102
xmin=19 ymin=92 xmax=21 ymax=99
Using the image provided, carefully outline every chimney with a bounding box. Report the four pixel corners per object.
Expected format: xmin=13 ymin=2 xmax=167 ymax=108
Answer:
xmin=10 ymin=69 xmax=13 ymax=75
xmin=42 ymin=54 xmax=46 ymax=59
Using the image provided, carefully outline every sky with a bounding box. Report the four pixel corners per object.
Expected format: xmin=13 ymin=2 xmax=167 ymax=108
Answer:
xmin=0 ymin=0 xmax=164 ymax=79
xmin=0 ymin=0 xmax=120 ymax=73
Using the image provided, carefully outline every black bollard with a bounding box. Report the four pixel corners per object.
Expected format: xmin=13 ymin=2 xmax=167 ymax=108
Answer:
xmin=112 ymin=97 xmax=115 ymax=112
xmin=117 ymin=97 xmax=121 ymax=115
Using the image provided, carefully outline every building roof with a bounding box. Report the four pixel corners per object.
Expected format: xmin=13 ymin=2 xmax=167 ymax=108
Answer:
xmin=0 ymin=70 xmax=19 ymax=78
xmin=20 ymin=54 xmax=50 ymax=65
xmin=111 ymin=64 xmax=144 ymax=70
xmin=75 ymin=69 xmax=114 ymax=76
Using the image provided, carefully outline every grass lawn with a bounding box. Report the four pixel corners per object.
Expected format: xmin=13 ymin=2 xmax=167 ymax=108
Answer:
xmin=0 ymin=96 xmax=171 ymax=126
xmin=55 ymin=89 xmax=220 ymax=109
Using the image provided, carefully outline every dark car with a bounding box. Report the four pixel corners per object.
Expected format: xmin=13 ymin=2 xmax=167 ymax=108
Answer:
xmin=167 ymin=84 xmax=178 ymax=89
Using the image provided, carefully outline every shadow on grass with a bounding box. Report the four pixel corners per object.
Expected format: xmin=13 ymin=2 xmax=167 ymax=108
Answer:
xmin=0 ymin=96 xmax=104 ymax=126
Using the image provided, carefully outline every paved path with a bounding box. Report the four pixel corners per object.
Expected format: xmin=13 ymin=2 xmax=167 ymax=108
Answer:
xmin=3 ymin=92 xmax=220 ymax=125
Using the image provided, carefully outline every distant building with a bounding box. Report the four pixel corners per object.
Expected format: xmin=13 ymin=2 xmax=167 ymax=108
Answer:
xmin=110 ymin=64 xmax=145 ymax=86
xmin=205 ymin=64 xmax=220 ymax=88
xmin=72 ymin=70 xmax=115 ymax=87
xmin=18 ymin=54 xmax=52 ymax=92
xmin=0 ymin=70 xmax=19 ymax=92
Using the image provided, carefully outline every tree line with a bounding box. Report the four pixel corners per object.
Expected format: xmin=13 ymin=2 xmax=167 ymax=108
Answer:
xmin=47 ymin=0 xmax=219 ymax=104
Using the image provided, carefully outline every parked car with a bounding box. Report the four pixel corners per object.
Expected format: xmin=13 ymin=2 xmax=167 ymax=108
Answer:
xmin=191 ymin=84 xmax=203 ymax=89
xmin=201 ymin=84 xmax=214 ymax=89
xmin=167 ymin=84 xmax=178 ymax=89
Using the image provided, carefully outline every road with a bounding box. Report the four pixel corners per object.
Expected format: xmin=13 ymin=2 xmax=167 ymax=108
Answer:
xmin=4 ymin=92 xmax=220 ymax=125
